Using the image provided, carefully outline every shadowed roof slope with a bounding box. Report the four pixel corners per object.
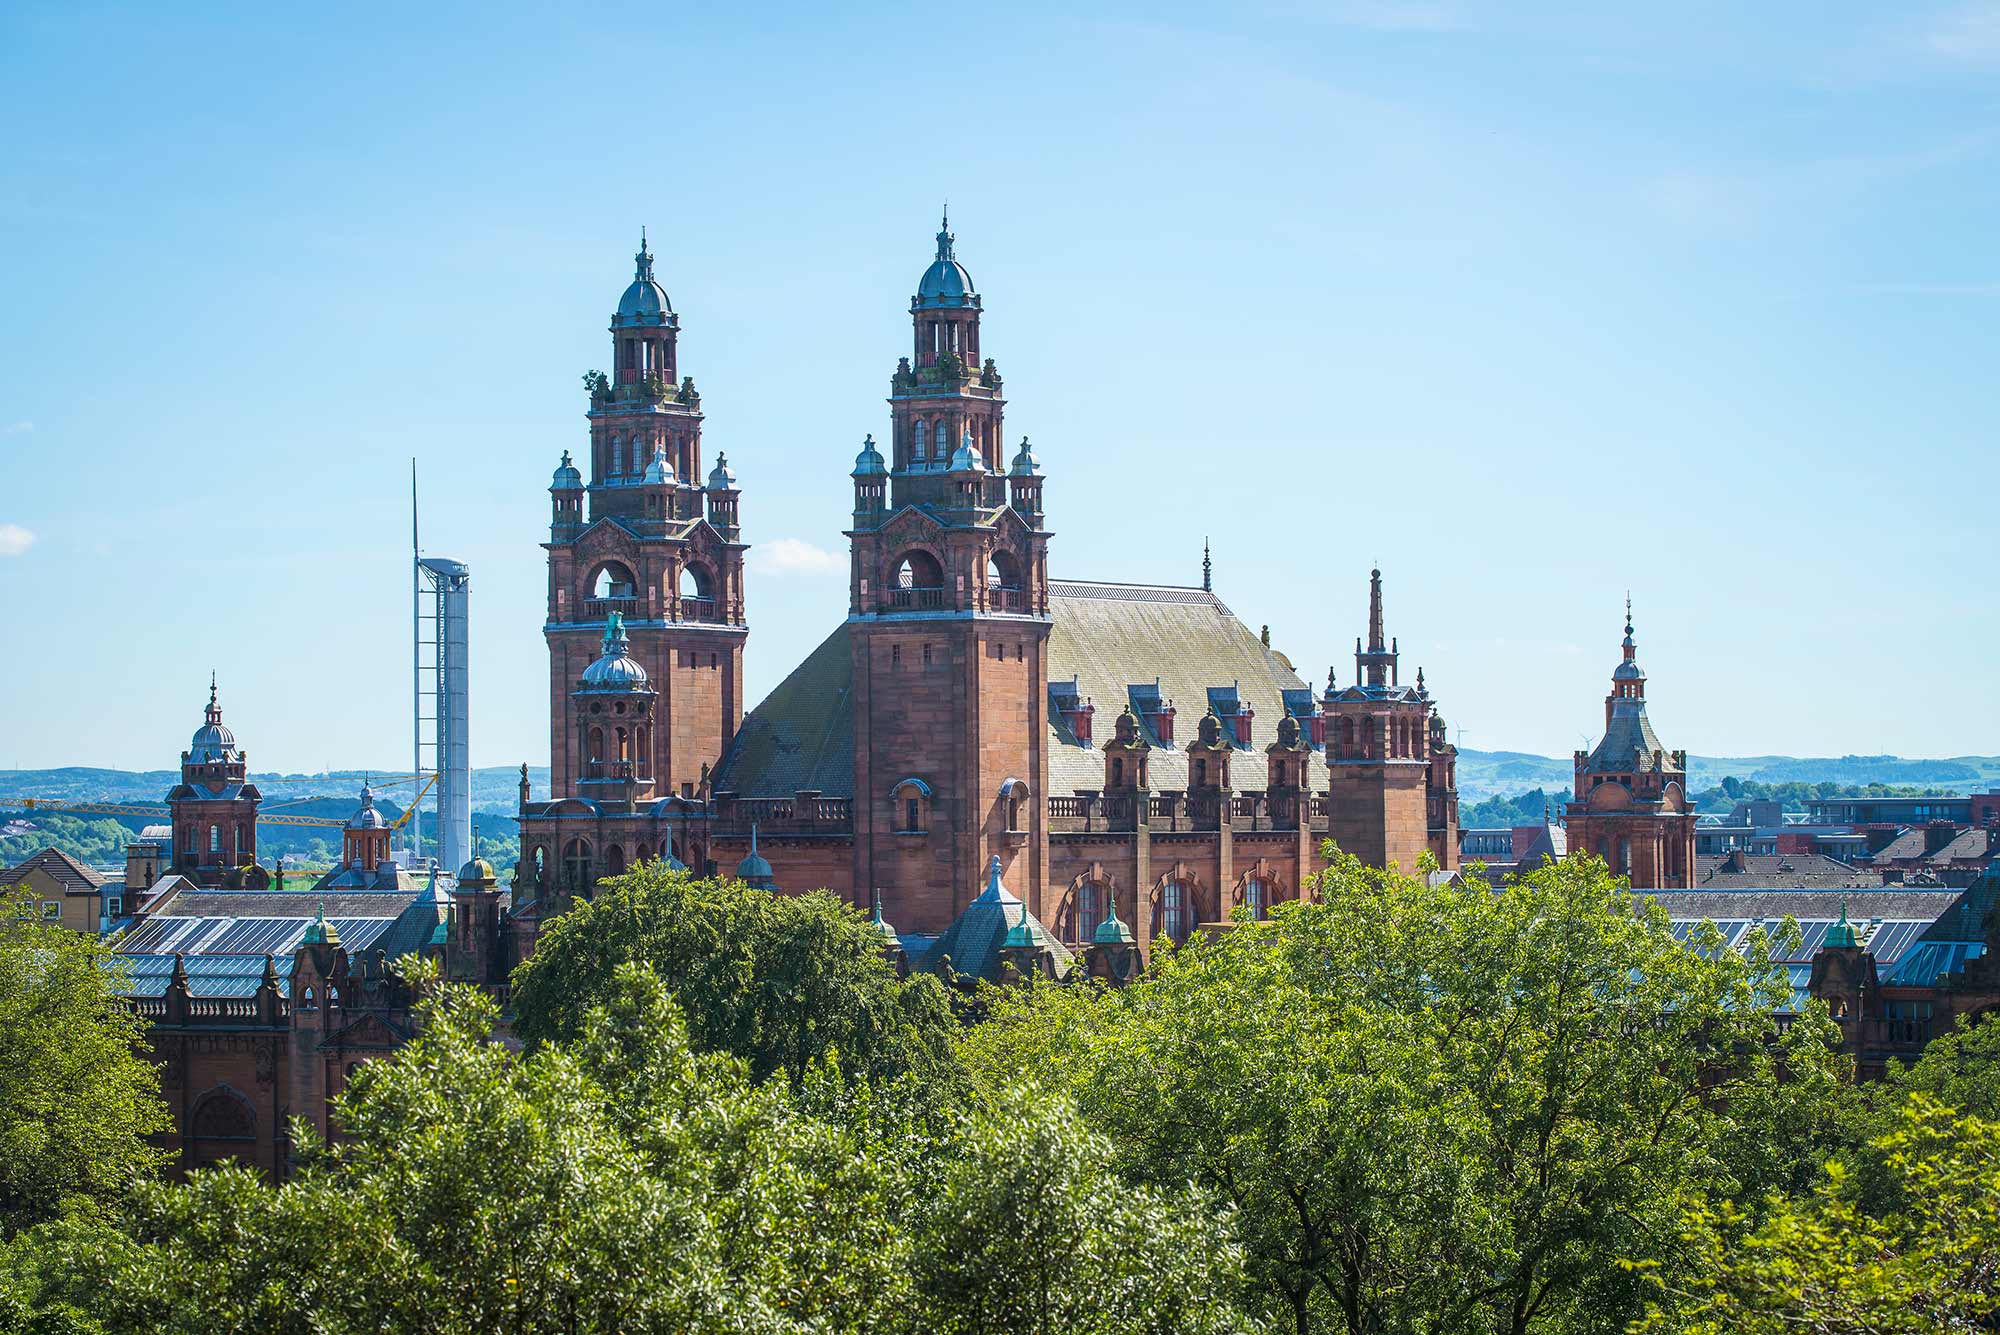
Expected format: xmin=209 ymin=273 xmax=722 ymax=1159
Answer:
xmin=711 ymin=624 xmax=855 ymax=798
xmin=711 ymin=581 xmax=1335 ymax=799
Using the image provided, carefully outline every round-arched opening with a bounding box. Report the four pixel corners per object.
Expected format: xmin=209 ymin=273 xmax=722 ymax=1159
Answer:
xmin=890 ymin=550 xmax=945 ymax=610
xmin=589 ymin=562 xmax=639 ymax=608
xmin=680 ymin=563 xmax=713 ymax=600
xmin=986 ymin=551 xmax=1022 ymax=590
xmin=1156 ymin=880 xmax=1193 ymax=946
xmin=1060 ymin=880 xmax=1109 ymax=947
xmin=190 ymin=1089 xmax=256 ymax=1167
xmin=605 ymin=844 xmax=626 ymax=877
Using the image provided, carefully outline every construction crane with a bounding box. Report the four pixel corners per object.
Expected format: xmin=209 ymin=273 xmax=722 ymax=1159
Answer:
xmin=16 ymin=773 xmax=440 ymax=832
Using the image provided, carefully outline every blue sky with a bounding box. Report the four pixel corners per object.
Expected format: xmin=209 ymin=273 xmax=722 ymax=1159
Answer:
xmin=1 ymin=1 xmax=1993 ymax=772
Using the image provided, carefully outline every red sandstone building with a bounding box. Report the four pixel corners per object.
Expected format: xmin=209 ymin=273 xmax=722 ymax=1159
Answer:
xmin=1564 ymin=604 xmax=1697 ymax=889
xmin=516 ymin=222 xmax=1462 ymax=969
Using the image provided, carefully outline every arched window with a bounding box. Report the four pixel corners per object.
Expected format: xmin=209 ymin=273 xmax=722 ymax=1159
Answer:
xmin=1338 ymin=718 xmax=1355 ymax=755
xmin=1194 ymin=758 xmax=1209 ymax=788
xmin=1063 ymin=880 xmax=1108 ymax=946
xmin=914 ymin=420 xmax=928 ymax=460
xmin=611 ymin=435 xmax=625 ymax=475
xmin=987 ymin=551 xmax=1022 ymax=590
xmin=299 ymin=985 xmax=317 ymax=1012
xmin=1617 ymin=839 xmax=1631 ymax=876
xmin=588 ymin=727 xmax=605 ymax=765
xmin=1246 ymin=877 xmax=1270 ymax=921
xmin=189 ymin=1089 xmax=256 ymax=1166
xmin=635 ymin=842 xmax=651 ymax=864
xmin=891 ymin=778 xmax=932 ymax=833
xmin=1159 ymin=881 xmax=1192 ymax=946
xmin=209 ymin=825 xmax=221 ymax=854
xmin=605 ymin=844 xmax=626 ymax=876
xmin=680 ymin=563 xmax=713 ymax=601
xmin=562 ymin=838 xmax=594 ymax=893
xmin=1111 ymin=757 xmax=1125 ymax=788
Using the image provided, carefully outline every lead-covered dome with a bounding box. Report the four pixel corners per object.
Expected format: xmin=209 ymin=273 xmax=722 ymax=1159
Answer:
xmin=915 ymin=215 xmax=977 ymax=310
xmin=346 ymin=781 xmax=389 ymax=830
xmin=613 ymin=233 xmax=673 ymax=328
xmin=188 ymin=679 xmax=240 ymax=762
xmin=579 ymin=612 xmax=651 ymax=690
xmin=852 ymin=434 xmax=887 ymax=477
xmin=550 ymin=450 xmax=583 ymax=491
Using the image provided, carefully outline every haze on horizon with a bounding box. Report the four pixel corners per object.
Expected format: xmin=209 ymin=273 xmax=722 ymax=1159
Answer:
xmin=0 ymin=1 xmax=1991 ymax=773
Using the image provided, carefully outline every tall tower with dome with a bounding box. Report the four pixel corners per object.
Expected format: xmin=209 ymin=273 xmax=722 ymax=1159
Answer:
xmin=844 ymin=217 xmax=1055 ymax=933
xmin=541 ymin=235 xmax=749 ymax=808
xmin=167 ymin=677 xmax=264 ymax=887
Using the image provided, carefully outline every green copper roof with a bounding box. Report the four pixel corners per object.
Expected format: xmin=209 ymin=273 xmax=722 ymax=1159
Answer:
xmin=1825 ymin=898 xmax=1864 ymax=949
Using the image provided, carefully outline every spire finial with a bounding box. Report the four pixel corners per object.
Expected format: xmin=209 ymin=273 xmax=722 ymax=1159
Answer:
xmin=1367 ymin=567 xmax=1386 ymax=655
xmin=1202 ymin=538 xmax=1212 ymax=592
xmin=634 ymin=228 xmax=654 ymax=282
xmin=936 ymin=206 xmax=954 ymax=261
xmin=601 ymin=610 xmax=628 ymax=656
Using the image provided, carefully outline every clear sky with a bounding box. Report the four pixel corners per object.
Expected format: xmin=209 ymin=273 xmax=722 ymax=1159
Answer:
xmin=1 ymin=1 xmax=1993 ymax=773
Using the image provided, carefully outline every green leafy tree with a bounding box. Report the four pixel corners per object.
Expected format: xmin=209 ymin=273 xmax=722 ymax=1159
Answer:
xmin=961 ymin=850 xmax=1846 ymax=1335
xmin=0 ymin=905 xmax=170 ymax=1235
xmin=15 ymin=968 xmax=920 ymax=1335
xmin=1632 ymin=1095 xmax=2000 ymax=1334
xmin=512 ymin=863 xmax=960 ymax=1090
xmin=912 ymin=1088 xmax=1262 ymax=1335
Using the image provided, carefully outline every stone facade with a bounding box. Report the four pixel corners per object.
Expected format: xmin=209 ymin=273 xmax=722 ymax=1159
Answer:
xmin=511 ymin=222 xmax=1459 ymax=966
xmin=1563 ymin=605 xmax=1697 ymax=889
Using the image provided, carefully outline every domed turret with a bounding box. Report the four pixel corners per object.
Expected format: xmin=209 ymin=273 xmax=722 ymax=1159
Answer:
xmin=1008 ymin=436 xmax=1041 ymax=477
xmin=456 ymin=856 xmax=498 ymax=890
xmin=346 ymin=781 xmax=388 ymax=831
xmin=550 ymin=450 xmax=583 ymax=491
xmin=852 ymin=434 xmax=887 ymax=477
xmin=915 ymin=212 xmax=977 ymax=310
xmin=188 ymin=676 xmax=240 ymax=763
xmin=613 ymin=231 xmax=673 ymax=328
xmin=736 ymin=825 xmax=775 ymax=890
xmin=641 ymin=444 xmax=677 ymax=487
xmin=948 ymin=429 xmax=985 ymax=474
xmin=578 ymin=613 xmax=651 ymax=690
xmin=706 ymin=451 xmax=737 ymax=492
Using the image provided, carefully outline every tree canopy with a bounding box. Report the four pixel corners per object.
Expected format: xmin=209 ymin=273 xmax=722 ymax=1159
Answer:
xmin=0 ymin=904 xmax=170 ymax=1235
xmin=6 ymin=965 xmax=1254 ymax=1335
xmin=959 ymin=849 xmax=1848 ymax=1335
xmin=511 ymin=862 xmax=960 ymax=1090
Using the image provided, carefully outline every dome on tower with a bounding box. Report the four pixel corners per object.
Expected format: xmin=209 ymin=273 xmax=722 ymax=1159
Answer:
xmin=1008 ymin=436 xmax=1041 ymax=477
xmin=914 ymin=213 xmax=977 ymax=310
xmin=188 ymin=678 xmax=240 ymax=762
xmin=852 ymin=435 xmax=887 ymax=477
xmin=550 ymin=451 xmax=583 ymax=491
xmin=642 ymin=445 xmax=677 ymax=487
xmin=346 ymin=782 xmax=389 ymax=830
xmin=579 ymin=613 xmax=651 ymax=690
xmin=736 ymin=826 xmax=775 ymax=888
xmin=706 ymin=452 xmax=737 ymax=492
xmin=613 ymin=232 xmax=673 ymax=328
xmin=948 ymin=431 xmax=985 ymax=473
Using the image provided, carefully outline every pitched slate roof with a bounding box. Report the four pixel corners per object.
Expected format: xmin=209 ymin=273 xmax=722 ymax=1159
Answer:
xmin=0 ymin=847 xmax=107 ymax=894
xmin=1690 ymin=853 xmax=1885 ymax=890
xmin=1044 ymin=581 xmax=1330 ymax=794
xmin=712 ymin=580 xmax=1335 ymax=800
xmin=711 ymin=624 xmax=856 ymax=798
xmin=1582 ymin=700 xmax=1669 ymax=775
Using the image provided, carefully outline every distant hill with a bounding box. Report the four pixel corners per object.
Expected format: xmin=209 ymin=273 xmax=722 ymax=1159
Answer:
xmin=5 ymin=758 xmax=1993 ymax=826
xmin=1433 ymin=752 xmax=1999 ymax=804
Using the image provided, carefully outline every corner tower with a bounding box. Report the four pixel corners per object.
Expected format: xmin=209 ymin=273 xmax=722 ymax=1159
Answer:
xmin=167 ymin=676 xmax=263 ymax=885
xmin=1564 ymin=602 xmax=1695 ymax=887
xmin=847 ymin=218 xmax=1054 ymax=933
xmin=543 ymin=236 xmax=747 ymax=803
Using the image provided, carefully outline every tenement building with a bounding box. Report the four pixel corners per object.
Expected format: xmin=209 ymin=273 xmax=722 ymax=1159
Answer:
xmin=516 ymin=220 xmax=1460 ymax=970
